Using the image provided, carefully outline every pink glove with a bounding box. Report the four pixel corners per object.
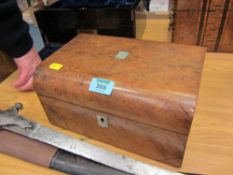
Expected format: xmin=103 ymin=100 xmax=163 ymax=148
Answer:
xmin=13 ymin=47 xmax=41 ymax=91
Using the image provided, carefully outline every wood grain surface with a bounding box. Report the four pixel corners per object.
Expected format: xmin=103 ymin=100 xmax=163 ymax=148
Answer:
xmin=173 ymin=0 xmax=233 ymax=53
xmin=200 ymin=0 xmax=226 ymax=51
xmin=172 ymin=0 xmax=204 ymax=45
xmin=33 ymin=34 xmax=205 ymax=167
xmin=218 ymin=0 xmax=233 ymax=52
xmin=38 ymin=94 xmax=187 ymax=167
xmin=34 ymin=34 xmax=205 ymax=135
xmin=1 ymin=52 xmax=233 ymax=175
xmin=0 ymin=17 xmax=233 ymax=175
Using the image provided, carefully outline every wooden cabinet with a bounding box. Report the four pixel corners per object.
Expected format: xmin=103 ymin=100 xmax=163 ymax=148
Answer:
xmin=218 ymin=0 xmax=233 ymax=52
xmin=172 ymin=0 xmax=233 ymax=52
xmin=34 ymin=0 xmax=147 ymax=44
xmin=172 ymin=0 xmax=204 ymax=45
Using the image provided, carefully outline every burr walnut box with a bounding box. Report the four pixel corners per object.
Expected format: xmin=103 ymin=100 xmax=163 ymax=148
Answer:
xmin=34 ymin=34 xmax=206 ymax=167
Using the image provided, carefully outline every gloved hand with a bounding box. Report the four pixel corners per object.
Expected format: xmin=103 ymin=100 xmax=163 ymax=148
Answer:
xmin=13 ymin=47 xmax=41 ymax=91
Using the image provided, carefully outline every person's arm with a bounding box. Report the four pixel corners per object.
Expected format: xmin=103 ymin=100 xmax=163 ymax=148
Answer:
xmin=0 ymin=0 xmax=41 ymax=91
xmin=0 ymin=0 xmax=32 ymax=58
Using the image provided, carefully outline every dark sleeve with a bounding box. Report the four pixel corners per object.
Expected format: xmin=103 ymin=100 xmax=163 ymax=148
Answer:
xmin=0 ymin=0 xmax=33 ymax=58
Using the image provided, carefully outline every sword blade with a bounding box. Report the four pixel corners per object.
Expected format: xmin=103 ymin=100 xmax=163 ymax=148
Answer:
xmin=0 ymin=103 xmax=182 ymax=175
xmin=3 ymin=122 xmax=182 ymax=175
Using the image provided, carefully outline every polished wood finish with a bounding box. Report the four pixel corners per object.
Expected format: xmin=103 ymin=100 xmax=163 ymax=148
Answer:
xmin=218 ymin=0 xmax=233 ymax=52
xmin=0 ymin=52 xmax=16 ymax=83
xmin=200 ymin=0 xmax=226 ymax=51
xmin=33 ymin=34 xmax=205 ymax=167
xmin=1 ymin=17 xmax=232 ymax=174
xmin=1 ymin=52 xmax=233 ymax=175
xmin=173 ymin=0 xmax=233 ymax=52
xmin=172 ymin=0 xmax=204 ymax=45
xmin=39 ymin=94 xmax=187 ymax=167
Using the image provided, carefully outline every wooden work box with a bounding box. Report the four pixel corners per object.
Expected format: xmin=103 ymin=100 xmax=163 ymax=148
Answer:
xmin=34 ymin=34 xmax=206 ymax=167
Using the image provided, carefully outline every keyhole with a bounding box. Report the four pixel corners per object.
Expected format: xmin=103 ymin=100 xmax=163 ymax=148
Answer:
xmin=96 ymin=115 xmax=108 ymax=128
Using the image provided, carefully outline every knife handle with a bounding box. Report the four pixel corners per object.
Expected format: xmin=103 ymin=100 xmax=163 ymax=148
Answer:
xmin=50 ymin=149 xmax=132 ymax=175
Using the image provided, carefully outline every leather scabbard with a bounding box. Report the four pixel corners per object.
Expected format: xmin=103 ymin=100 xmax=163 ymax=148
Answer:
xmin=0 ymin=130 xmax=58 ymax=167
xmin=0 ymin=130 xmax=131 ymax=175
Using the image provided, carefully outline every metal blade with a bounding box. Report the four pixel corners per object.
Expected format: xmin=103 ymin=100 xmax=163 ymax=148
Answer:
xmin=0 ymin=103 xmax=183 ymax=175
